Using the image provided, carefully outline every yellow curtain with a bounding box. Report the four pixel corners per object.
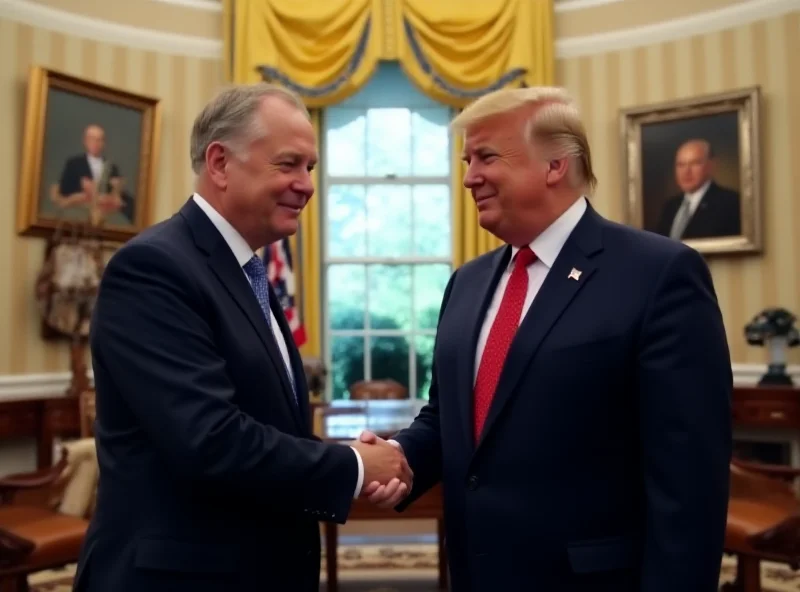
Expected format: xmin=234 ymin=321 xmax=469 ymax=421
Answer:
xmin=223 ymin=0 xmax=555 ymax=352
xmin=224 ymin=0 xmax=382 ymax=107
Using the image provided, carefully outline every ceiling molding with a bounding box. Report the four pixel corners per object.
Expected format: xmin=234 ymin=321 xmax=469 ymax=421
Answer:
xmin=0 ymin=364 xmax=789 ymax=402
xmin=556 ymin=0 xmax=800 ymax=57
xmin=0 ymin=0 xmax=222 ymax=59
xmin=147 ymin=0 xmax=626 ymax=14
xmin=148 ymin=0 xmax=221 ymax=12
xmin=555 ymin=0 xmax=625 ymax=12
xmin=1 ymin=0 xmax=797 ymax=62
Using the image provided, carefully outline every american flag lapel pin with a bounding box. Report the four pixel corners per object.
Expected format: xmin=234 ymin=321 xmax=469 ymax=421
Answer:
xmin=568 ymin=268 xmax=582 ymax=281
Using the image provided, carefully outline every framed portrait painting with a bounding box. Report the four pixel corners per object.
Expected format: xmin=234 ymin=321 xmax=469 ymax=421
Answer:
xmin=16 ymin=66 xmax=161 ymax=243
xmin=619 ymin=86 xmax=762 ymax=255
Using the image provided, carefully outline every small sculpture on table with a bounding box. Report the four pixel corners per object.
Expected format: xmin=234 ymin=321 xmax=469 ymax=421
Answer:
xmin=745 ymin=307 xmax=800 ymax=386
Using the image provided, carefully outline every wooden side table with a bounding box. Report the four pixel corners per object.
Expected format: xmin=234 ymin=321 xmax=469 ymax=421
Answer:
xmin=0 ymin=397 xmax=80 ymax=469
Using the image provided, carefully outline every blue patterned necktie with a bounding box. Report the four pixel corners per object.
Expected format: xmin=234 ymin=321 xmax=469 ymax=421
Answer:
xmin=242 ymin=255 xmax=297 ymax=404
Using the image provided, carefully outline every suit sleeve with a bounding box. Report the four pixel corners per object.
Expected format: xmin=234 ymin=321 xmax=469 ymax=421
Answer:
xmin=637 ymin=246 xmax=732 ymax=591
xmin=391 ymin=270 xmax=458 ymax=511
xmin=91 ymin=241 xmax=359 ymax=523
xmin=58 ymin=157 xmax=80 ymax=197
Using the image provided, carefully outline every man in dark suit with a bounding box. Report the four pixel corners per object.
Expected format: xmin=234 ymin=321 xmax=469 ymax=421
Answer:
xmin=53 ymin=124 xmax=134 ymax=224
xmin=361 ymin=88 xmax=732 ymax=591
xmin=73 ymin=84 xmax=411 ymax=592
xmin=655 ymin=139 xmax=740 ymax=240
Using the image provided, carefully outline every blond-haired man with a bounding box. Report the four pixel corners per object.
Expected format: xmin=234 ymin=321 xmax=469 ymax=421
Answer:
xmin=361 ymin=87 xmax=732 ymax=591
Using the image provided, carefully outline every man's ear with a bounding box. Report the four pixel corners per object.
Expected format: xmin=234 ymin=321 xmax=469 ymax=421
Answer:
xmin=205 ymin=142 xmax=229 ymax=189
xmin=545 ymin=157 xmax=569 ymax=186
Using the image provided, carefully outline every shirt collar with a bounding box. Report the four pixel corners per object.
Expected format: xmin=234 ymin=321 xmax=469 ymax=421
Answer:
xmin=510 ymin=196 xmax=587 ymax=269
xmin=684 ymin=180 xmax=711 ymax=206
xmin=192 ymin=192 xmax=256 ymax=267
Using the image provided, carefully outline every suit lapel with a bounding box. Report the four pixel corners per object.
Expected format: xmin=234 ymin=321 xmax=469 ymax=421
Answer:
xmin=267 ymin=283 xmax=311 ymax=432
xmin=454 ymin=247 xmax=512 ymax=454
xmin=181 ymin=199 xmax=305 ymax=433
xmin=474 ymin=206 xmax=604 ymax=453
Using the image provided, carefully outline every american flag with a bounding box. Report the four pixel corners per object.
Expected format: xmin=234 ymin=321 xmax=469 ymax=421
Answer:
xmin=265 ymin=238 xmax=307 ymax=346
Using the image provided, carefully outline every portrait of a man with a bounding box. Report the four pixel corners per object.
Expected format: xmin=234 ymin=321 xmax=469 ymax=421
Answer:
xmin=655 ymin=138 xmax=741 ymax=240
xmin=17 ymin=67 xmax=160 ymax=243
xmin=620 ymin=87 xmax=762 ymax=255
xmin=49 ymin=123 xmax=135 ymax=227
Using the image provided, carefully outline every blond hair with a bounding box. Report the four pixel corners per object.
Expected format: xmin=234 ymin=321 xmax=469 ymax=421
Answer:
xmin=189 ymin=83 xmax=308 ymax=174
xmin=451 ymin=86 xmax=597 ymax=194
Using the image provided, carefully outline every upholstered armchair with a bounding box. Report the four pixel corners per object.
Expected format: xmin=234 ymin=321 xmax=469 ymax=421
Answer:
xmin=724 ymin=458 xmax=800 ymax=592
xmin=0 ymin=390 xmax=98 ymax=592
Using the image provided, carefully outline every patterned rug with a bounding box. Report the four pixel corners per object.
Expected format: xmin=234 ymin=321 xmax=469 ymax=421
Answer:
xmin=25 ymin=545 xmax=800 ymax=591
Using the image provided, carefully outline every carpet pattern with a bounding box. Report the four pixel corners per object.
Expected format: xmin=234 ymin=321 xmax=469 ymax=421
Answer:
xmin=25 ymin=545 xmax=800 ymax=591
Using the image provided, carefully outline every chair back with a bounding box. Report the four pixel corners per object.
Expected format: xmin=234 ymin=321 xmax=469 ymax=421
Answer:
xmin=79 ymin=389 xmax=96 ymax=438
xmin=349 ymin=379 xmax=408 ymax=400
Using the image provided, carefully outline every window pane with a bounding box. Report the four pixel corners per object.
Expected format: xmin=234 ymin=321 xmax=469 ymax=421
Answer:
xmin=325 ymin=109 xmax=365 ymax=176
xmin=366 ymin=185 xmax=412 ymax=256
xmin=414 ymin=335 xmax=436 ymax=399
xmin=413 ymin=264 xmax=451 ymax=330
xmin=327 ymin=185 xmax=366 ymax=257
xmin=413 ymin=184 xmax=451 ymax=257
xmin=328 ymin=265 xmax=365 ymax=330
xmin=366 ymin=108 xmax=411 ymax=177
xmin=330 ymin=335 xmax=365 ymax=399
xmin=368 ymin=264 xmax=411 ymax=331
xmin=412 ymin=109 xmax=450 ymax=176
xmin=370 ymin=336 xmax=410 ymax=387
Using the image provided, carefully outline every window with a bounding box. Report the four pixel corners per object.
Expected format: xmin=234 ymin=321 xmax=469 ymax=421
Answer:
xmin=322 ymin=63 xmax=453 ymax=400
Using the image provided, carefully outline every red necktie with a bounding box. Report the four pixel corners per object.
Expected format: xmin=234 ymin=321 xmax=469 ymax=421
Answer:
xmin=473 ymin=246 xmax=537 ymax=440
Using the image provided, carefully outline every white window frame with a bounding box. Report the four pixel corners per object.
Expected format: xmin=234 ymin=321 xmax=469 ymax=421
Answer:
xmin=320 ymin=105 xmax=454 ymax=401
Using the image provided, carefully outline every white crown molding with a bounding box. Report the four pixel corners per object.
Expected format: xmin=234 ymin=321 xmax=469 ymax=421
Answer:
xmin=149 ymin=0 xmax=221 ymax=12
xmin=556 ymin=0 xmax=800 ymax=58
xmin=555 ymin=0 xmax=625 ymax=12
xmin=0 ymin=364 xmax=795 ymax=402
xmin=0 ymin=0 xmax=798 ymax=79
xmin=147 ymin=0 xmax=626 ymax=14
xmin=0 ymin=0 xmax=222 ymax=59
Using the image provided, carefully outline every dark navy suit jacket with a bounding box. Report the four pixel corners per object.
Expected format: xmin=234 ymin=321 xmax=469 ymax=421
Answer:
xmin=73 ymin=198 xmax=358 ymax=592
xmin=655 ymin=182 xmax=741 ymax=239
xmin=394 ymin=202 xmax=732 ymax=592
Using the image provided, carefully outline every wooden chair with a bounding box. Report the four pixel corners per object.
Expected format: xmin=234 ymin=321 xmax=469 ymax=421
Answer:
xmin=0 ymin=390 xmax=98 ymax=592
xmin=349 ymin=379 xmax=409 ymax=400
xmin=724 ymin=458 xmax=800 ymax=591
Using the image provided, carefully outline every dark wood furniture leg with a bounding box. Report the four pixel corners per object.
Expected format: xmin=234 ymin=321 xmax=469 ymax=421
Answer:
xmin=324 ymin=522 xmax=338 ymax=592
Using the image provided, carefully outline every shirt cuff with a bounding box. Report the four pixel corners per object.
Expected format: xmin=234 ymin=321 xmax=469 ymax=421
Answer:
xmin=350 ymin=446 xmax=364 ymax=499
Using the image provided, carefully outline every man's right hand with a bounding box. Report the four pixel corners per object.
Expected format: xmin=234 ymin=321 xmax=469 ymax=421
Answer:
xmin=350 ymin=433 xmax=413 ymax=498
xmin=351 ymin=430 xmax=412 ymax=508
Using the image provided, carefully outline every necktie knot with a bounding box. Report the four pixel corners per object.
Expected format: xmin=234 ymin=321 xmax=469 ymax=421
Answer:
xmin=243 ymin=255 xmax=266 ymax=283
xmin=514 ymin=246 xmax=536 ymax=270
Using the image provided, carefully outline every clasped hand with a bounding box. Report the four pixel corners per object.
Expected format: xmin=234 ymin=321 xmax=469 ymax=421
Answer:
xmin=350 ymin=430 xmax=412 ymax=508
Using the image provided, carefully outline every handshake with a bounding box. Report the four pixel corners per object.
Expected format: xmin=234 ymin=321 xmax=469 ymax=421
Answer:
xmin=350 ymin=430 xmax=413 ymax=509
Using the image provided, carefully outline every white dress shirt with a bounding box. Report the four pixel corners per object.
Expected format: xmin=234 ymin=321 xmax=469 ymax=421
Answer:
xmin=192 ymin=193 xmax=364 ymax=498
xmin=474 ymin=196 xmax=587 ymax=382
xmin=390 ymin=197 xmax=588 ymax=458
xmin=682 ymin=180 xmax=711 ymax=218
xmin=87 ymin=154 xmax=104 ymax=181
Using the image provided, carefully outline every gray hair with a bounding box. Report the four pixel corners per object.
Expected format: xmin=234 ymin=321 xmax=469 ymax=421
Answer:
xmin=189 ymin=83 xmax=309 ymax=174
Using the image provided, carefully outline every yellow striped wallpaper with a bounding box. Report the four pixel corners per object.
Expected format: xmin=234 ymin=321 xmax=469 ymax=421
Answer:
xmin=0 ymin=19 xmax=224 ymax=375
xmin=556 ymin=11 xmax=800 ymax=364
xmin=0 ymin=9 xmax=798 ymax=374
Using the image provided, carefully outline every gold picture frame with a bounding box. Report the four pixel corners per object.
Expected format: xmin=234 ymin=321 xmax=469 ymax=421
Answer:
xmin=620 ymin=86 xmax=762 ymax=255
xmin=16 ymin=66 xmax=161 ymax=243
